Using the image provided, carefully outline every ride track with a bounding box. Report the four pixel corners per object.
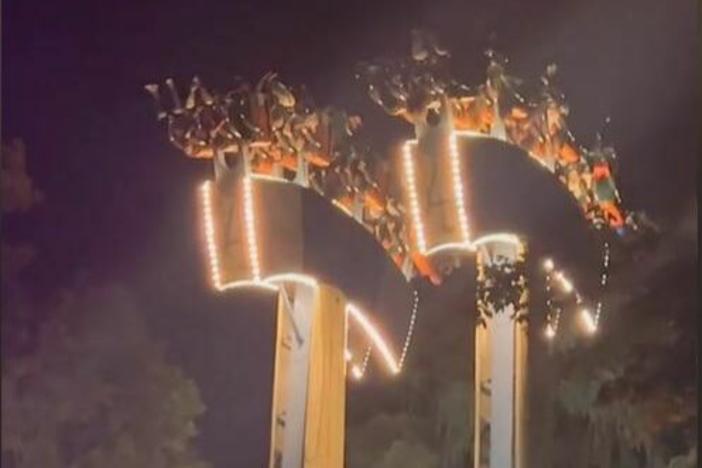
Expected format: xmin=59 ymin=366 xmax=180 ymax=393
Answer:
xmin=146 ymin=35 xmax=640 ymax=380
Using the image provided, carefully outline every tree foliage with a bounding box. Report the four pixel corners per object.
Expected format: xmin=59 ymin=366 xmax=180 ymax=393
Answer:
xmin=1 ymin=140 xmax=210 ymax=468
xmin=2 ymin=285 xmax=210 ymax=468
xmin=554 ymin=204 xmax=698 ymax=467
xmin=347 ymin=205 xmax=697 ymax=468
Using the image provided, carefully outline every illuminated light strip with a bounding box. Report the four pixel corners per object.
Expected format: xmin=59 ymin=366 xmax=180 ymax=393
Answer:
xmin=331 ymin=199 xmax=354 ymax=217
xmin=423 ymin=233 xmax=523 ymax=258
xmin=453 ymin=129 xmax=494 ymax=139
xmin=594 ymin=242 xmax=610 ymax=327
xmin=263 ymin=273 xmax=319 ymax=290
xmin=542 ymin=255 xmax=602 ymax=337
xmin=346 ymin=303 xmax=400 ymax=375
xmin=424 ymin=233 xmax=522 ymax=257
xmin=200 ymin=182 xmax=277 ymax=292
xmin=545 ymin=323 xmax=556 ymax=339
xmin=448 ymin=132 xmax=471 ymax=243
xmin=580 ymin=308 xmax=597 ymax=334
xmin=470 ymin=232 xmax=522 ymax=249
xmin=242 ymin=176 xmax=262 ymax=281
xmin=250 ymin=172 xmax=289 ymax=183
xmin=554 ymin=271 xmax=574 ymax=293
xmin=201 ymin=182 xmax=223 ymax=289
xmin=402 ymin=141 xmax=427 ymax=253
xmin=543 ymin=259 xmax=557 ymax=339
xmin=351 ymin=365 xmax=364 ymax=380
xmin=218 ymin=280 xmax=279 ymax=293
xmin=355 ymin=345 xmax=373 ymax=379
xmin=424 ymin=242 xmax=473 ymax=257
xmin=202 ymin=178 xmax=415 ymax=376
xmin=397 ymin=290 xmax=419 ymax=370
xmin=543 ymin=258 xmax=555 ymax=272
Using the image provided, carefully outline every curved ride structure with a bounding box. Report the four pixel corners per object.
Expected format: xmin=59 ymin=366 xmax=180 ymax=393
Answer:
xmin=358 ymin=33 xmax=639 ymax=468
xmin=147 ymin=31 xmax=643 ymax=468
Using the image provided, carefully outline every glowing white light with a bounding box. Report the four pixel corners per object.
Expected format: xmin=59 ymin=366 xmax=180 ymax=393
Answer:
xmin=200 ymin=182 xmax=276 ymax=292
xmin=346 ymin=303 xmax=400 ymax=375
xmin=424 ymin=242 xmax=473 ymax=257
xmin=554 ymin=272 xmax=574 ymax=293
xmin=331 ymin=199 xmax=354 ymax=217
xmin=594 ymin=242 xmax=610 ymax=327
xmin=201 ymin=182 xmax=223 ymax=289
xmin=397 ymin=290 xmax=419 ymax=370
xmin=545 ymin=323 xmax=556 ymax=339
xmin=250 ymin=172 xmax=289 ymax=184
xmin=561 ymin=279 xmax=573 ymax=293
xmin=202 ymin=179 xmax=419 ymax=378
xmin=351 ymin=365 xmax=363 ymax=380
xmin=424 ymin=233 xmax=521 ymax=257
xmin=402 ymin=141 xmax=427 ymax=252
xmin=264 ymin=273 xmax=319 ymax=289
xmin=543 ymin=258 xmax=555 ymax=272
xmin=345 ymin=350 xmax=353 ymax=362
xmin=580 ymin=308 xmax=597 ymax=334
xmin=453 ymin=129 xmax=493 ymax=139
xmin=358 ymin=346 xmax=372 ymax=378
xmin=219 ymin=280 xmax=279 ymax=292
xmin=449 ymin=132 xmax=471 ymax=243
xmin=470 ymin=233 xmax=522 ymax=249
xmin=242 ymin=176 xmax=261 ymax=281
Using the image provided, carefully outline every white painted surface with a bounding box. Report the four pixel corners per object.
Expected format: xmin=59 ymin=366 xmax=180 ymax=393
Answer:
xmin=489 ymin=306 xmax=515 ymax=468
xmin=279 ymin=284 xmax=316 ymax=468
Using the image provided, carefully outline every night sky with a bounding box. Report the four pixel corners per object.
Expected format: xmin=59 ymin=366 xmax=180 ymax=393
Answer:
xmin=3 ymin=0 xmax=697 ymax=465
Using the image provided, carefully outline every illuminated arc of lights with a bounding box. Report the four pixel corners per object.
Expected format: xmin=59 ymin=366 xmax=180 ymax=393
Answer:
xmin=470 ymin=232 xmax=522 ymax=248
xmin=424 ymin=233 xmax=522 ymax=258
xmin=263 ymin=273 xmax=319 ymax=289
xmin=346 ymin=303 xmax=400 ymax=375
xmin=424 ymin=242 xmax=473 ymax=257
xmin=402 ymin=141 xmax=427 ymax=253
xmin=201 ymin=180 xmax=412 ymax=377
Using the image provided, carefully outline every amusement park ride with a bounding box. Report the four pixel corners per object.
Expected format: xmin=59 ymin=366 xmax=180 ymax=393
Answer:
xmin=146 ymin=31 xmax=648 ymax=468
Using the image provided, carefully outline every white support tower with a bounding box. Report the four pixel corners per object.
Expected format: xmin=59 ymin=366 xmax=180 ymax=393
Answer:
xmin=268 ymin=282 xmax=347 ymax=468
xmin=474 ymin=239 xmax=528 ymax=468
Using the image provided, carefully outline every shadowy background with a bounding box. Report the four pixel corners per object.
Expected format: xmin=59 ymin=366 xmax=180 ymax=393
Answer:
xmin=2 ymin=0 xmax=697 ymax=467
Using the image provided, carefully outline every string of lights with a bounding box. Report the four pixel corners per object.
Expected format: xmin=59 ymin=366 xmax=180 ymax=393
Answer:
xmin=541 ymin=256 xmax=598 ymax=337
xmin=594 ymin=241 xmax=610 ymax=327
xmin=397 ymin=289 xmax=420 ymax=370
xmin=200 ymin=180 xmax=414 ymax=378
xmin=402 ymin=141 xmax=427 ymax=253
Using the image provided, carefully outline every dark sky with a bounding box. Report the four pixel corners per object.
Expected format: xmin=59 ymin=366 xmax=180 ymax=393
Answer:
xmin=3 ymin=0 xmax=697 ymax=288
xmin=3 ymin=0 xmax=697 ymax=465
